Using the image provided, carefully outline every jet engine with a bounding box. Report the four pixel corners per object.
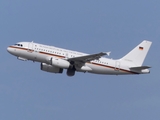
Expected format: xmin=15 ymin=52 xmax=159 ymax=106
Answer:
xmin=41 ymin=63 xmax=63 ymax=73
xmin=51 ymin=58 xmax=70 ymax=69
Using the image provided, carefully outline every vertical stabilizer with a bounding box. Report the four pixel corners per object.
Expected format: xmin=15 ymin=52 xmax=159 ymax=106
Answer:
xmin=121 ymin=40 xmax=152 ymax=66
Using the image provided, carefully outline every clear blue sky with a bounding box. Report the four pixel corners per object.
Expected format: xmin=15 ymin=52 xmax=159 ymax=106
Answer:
xmin=1 ymin=0 xmax=160 ymax=120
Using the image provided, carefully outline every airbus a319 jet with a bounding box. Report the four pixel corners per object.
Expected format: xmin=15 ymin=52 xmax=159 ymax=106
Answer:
xmin=7 ymin=40 xmax=152 ymax=76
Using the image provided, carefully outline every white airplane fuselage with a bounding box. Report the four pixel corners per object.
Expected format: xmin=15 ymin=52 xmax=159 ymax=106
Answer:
xmin=7 ymin=41 xmax=152 ymax=76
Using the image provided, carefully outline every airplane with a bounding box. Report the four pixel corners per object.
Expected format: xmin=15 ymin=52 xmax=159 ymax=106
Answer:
xmin=7 ymin=40 xmax=152 ymax=76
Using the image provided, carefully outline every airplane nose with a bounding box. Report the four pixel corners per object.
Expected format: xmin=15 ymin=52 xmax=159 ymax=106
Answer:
xmin=7 ymin=47 xmax=13 ymax=54
xmin=7 ymin=47 xmax=10 ymax=52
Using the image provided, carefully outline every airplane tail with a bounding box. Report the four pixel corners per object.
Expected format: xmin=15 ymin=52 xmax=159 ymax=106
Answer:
xmin=120 ymin=40 xmax=152 ymax=66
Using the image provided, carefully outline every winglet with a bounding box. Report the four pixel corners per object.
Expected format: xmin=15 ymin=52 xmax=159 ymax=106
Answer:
xmin=106 ymin=52 xmax=111 ymax=56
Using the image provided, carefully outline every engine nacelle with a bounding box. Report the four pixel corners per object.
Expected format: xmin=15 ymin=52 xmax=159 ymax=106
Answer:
xmin=51 ymin=58 xmax=70 ymax=69
xmin=41 ymin=63 xmax=63 ymax=73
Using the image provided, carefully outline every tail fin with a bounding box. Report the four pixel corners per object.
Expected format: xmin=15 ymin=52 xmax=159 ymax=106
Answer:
xmin=121 ymin=40 xmax=152 ymax=66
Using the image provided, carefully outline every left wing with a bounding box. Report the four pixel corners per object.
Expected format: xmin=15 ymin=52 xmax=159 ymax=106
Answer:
xmin=67 ymin=52 xmax=111 ymax=63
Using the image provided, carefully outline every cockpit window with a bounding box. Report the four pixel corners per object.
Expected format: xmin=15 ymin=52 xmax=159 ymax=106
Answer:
xmin=15 ymin=44 xmax=23 ymax=47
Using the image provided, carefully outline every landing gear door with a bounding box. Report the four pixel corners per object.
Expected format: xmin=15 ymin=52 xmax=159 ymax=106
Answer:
xmin=115 ymin=61 xmax=120 ymax=71
xmin=28 ymin=41 xmax=34 ymax=53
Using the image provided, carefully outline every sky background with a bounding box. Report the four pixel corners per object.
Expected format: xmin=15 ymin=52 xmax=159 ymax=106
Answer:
xmin=1 ymin=0 xmax=160 ymax=120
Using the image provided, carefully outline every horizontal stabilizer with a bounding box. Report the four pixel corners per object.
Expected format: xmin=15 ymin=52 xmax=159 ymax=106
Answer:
xmin=130 ymin=66 xmax=151 ymax=71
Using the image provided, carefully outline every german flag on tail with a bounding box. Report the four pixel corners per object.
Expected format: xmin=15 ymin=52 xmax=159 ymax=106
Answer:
xmin=139 ymin=46 xmax=144 ymax=50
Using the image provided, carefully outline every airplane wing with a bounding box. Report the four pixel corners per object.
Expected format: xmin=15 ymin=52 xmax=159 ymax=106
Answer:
xmin=67 ymin=52 xmax=111 ymax=63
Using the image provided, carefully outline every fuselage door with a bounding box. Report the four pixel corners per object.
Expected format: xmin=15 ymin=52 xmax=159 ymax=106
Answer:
xmin=65 ymin=52 xmax=69 ymax=58
xmin=28 ymin=41 xmax=34 ymax=52
xmin=115 ymin=61 xmax=120 ymax=71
